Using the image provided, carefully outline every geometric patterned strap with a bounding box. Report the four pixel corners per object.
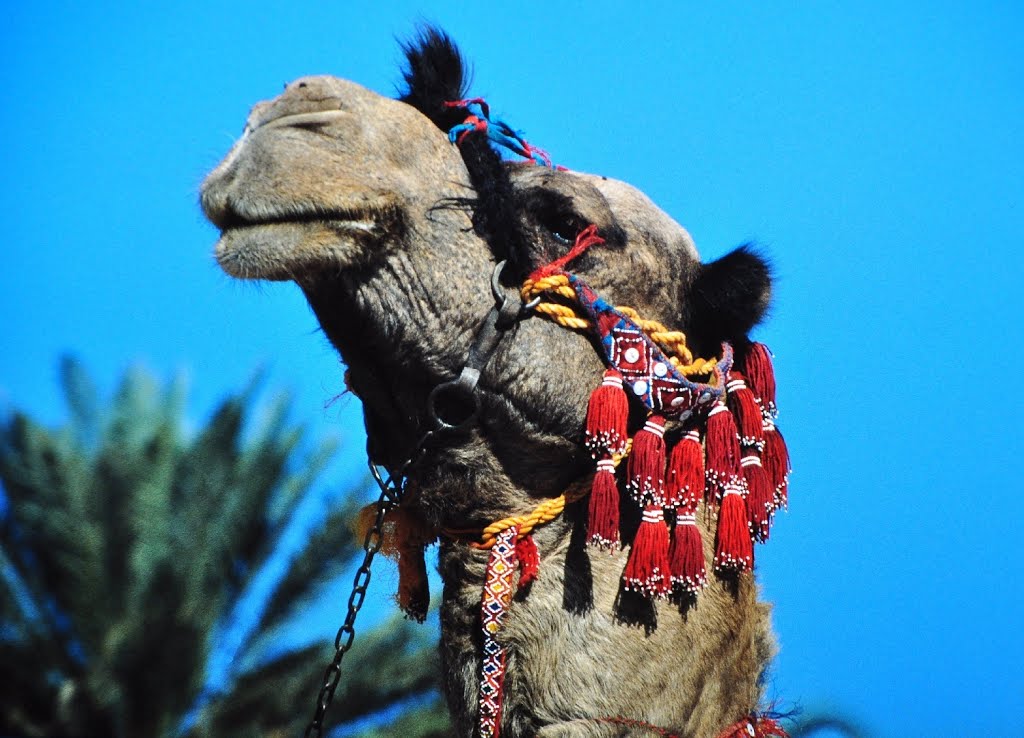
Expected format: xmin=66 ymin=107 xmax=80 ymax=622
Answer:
xmin=567 ymin=274 xmax=731 ymax=420
xmin=478 ymin=525 xmax=521 ymax=738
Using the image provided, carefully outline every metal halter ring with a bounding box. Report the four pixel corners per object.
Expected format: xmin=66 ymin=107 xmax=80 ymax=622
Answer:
xmin=426 ymin=367 xmax=482 ymax=431
xmin=491 ymin=259 xmax=542 ymax=314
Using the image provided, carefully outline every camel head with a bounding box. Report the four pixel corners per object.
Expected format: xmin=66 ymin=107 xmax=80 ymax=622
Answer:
xmin=201 ymin=29 xmax=772 ymax=525
xmin=201 ymin=29 xmax=787 ymax=738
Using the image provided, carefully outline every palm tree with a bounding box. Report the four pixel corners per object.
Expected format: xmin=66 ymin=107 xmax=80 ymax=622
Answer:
xmin=0 ymin=357 xmax=450 ymax=737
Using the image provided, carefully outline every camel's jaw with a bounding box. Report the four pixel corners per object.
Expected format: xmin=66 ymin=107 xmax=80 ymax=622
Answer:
xmin=207 ymin=200 xmax=402 ymax=282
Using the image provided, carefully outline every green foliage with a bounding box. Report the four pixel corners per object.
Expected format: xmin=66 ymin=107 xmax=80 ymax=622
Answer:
xmin=0 ymin=358 xmax=451 ymax=738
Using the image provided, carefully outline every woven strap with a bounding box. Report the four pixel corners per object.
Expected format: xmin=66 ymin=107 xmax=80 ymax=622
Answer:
xmin=478 ymin=525 xmax=521 ymax=738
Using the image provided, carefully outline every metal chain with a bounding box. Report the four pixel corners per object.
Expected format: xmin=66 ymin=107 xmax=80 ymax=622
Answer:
xmin=302 ymin=428 xmax=437 ymax=738
xmin=303 ymin=470 xmax=395 ymax=738
xmin=303 ymin=261 xmax=529 ymax=737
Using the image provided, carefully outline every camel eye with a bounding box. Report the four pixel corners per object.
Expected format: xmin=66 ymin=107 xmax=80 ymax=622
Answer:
xmin=519 ymin=187 xmax=582 ymax=246
xmin=548 ymin=227 xmax=572 ymax=245
xmin=535 ymin=207 xmax=580 ymax=246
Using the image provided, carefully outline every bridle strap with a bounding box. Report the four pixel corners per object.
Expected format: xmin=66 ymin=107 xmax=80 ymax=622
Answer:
xmin=425 ymin=260 xmax=527 ymax=433
xmin=365 ymin=258 xmax=534 ymax=501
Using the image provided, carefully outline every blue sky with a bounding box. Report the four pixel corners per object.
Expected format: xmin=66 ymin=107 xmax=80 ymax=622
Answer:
xmin=3 ymin=2 xmax=1023 ymax=736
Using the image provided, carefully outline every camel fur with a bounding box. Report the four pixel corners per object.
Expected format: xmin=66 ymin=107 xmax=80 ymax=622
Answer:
xmin=201 ymin=30 xmax=778 ymax=738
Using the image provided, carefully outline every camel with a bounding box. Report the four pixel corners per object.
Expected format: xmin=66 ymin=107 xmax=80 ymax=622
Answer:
xmin=201 ymin=29 xmax=786 ymax=738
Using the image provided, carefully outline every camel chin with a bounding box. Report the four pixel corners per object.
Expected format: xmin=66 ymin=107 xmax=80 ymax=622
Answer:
xmin=213 ymin=210 xmax=399 ymax=281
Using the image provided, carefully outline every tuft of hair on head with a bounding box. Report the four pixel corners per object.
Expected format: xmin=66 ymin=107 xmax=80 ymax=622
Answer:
xmin=398 ymin=26 xmax=471 ymax=131
xmin=397 ymin=25 xmax=530 ymax=276
xmin=686 ymin=243 xmax=774 ymax=353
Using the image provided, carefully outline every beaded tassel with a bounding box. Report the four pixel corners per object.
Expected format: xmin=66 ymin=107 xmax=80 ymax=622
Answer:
xmin=585 ymin=370 xmax=629 ymax=548
xmin=666 ymin=429 xmax=703 ymax=510
xmin=762 ymin=419 xmax=790 ymax=511
xmin=667 ymin=429 xmax=707 ymax=593
xmin=742 ymin=342 xmax=777 ymax=417
xmin=587 ymin=458 xmax=621 ymax=549
xmin=705 ymin=403 xmax=743 ymax=504
xmin=714 ymin=485 xmax=753 ymax=573
xmin=626 ymin=415 xmax=667 ymax=506
xmin=726 ymin=373 xmax=765 ymax=451
xmin=742 ymin=454 xmax=774 ymax=543
xmin=585 ymin=369 xmax=629 ymax=456
xmin=669 ymin=512 xmax=707 ymax=594
xmin=623 ymin=505 xmax=672 ymax=598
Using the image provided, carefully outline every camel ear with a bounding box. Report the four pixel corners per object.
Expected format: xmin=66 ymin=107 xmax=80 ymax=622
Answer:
xmin=686 ymin=244 xmax=773 ymax=350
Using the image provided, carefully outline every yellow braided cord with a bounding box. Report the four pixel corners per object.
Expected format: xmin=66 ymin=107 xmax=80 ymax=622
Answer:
xmin=461 ymin=273 xmax=721 ymax=550
xmin=469 ymin=444 xmax=631 ymax=549
xmin=522 ymin=275 xmax=713 ymax=376
xmin=532 ymin=302 xmax=591 ymax=330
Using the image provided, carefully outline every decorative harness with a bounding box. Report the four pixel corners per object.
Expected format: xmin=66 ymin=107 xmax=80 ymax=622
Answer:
xmin=304 ymin=97 xmax=791 ymax=738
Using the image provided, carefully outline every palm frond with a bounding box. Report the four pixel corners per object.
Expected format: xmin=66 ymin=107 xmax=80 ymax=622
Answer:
xmin=326 ymin=612 xmax=442 ymax=726
xmin=252 ymin=494 xmax=362 ymax=643
xmin=199 ymin=643 xmax=324 ymax=737
xmin=0 ymin=359 xmax=447 ymax=738
xmin=348 ymin=695 xmax=452 ymax=738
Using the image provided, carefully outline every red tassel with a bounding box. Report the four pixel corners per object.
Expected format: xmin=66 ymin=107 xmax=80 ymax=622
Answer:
xmin=397 ymin=543 xmax=430 ymax=623
xmin=716 ymin=716 xmax=790 ymax=738
xmin=587 ymin=458 xmax=621 ymax=549
xmin=585 ymin=369 xmax=629 ymax=457
xmin=714 ymin=487 xmax=754 ymax=573
xmin=515 ymin=535 xmax=540 ymax=587
xmin=666 ymin=429 xmax=704 ymax=510
xmin=704 ymin=403 xmax=743 ymax=504
xmin=742 ymin=342 xmax=777 ymax=417
xmin=669 ymin=512 xmax=707 ymax=594
xmin=762 ymin=420 xmax=791 ymax=511
xmin=622 ymin=505 xmax=671 ymax=598
xmin=726 ymin=373 xmax=765 ymax=451
xmin=742 ymin=455 xmax=774 ymax=542
xmin=626 ymin=415 xmax=667 ymax=506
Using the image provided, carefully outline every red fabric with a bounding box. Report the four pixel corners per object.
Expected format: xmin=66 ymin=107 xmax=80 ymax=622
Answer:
xmin=515 ymin=535 xmax=540 ymax=587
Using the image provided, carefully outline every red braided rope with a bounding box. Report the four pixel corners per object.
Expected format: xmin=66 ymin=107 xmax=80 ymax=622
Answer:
xmin=527 ymin=224 xmax=605 ymax=281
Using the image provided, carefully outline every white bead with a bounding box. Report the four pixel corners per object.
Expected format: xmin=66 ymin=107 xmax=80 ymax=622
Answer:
xmin=633 ymin=380 xmax=648 ymax=395
xmin=653 ymin=361 xmax=667 ymax=377
xmin=624 ymin=347 xmax=641 ymax=363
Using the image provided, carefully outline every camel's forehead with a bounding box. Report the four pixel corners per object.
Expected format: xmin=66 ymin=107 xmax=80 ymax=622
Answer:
xmin=577 ymin=173 xmax=699 ymax=260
